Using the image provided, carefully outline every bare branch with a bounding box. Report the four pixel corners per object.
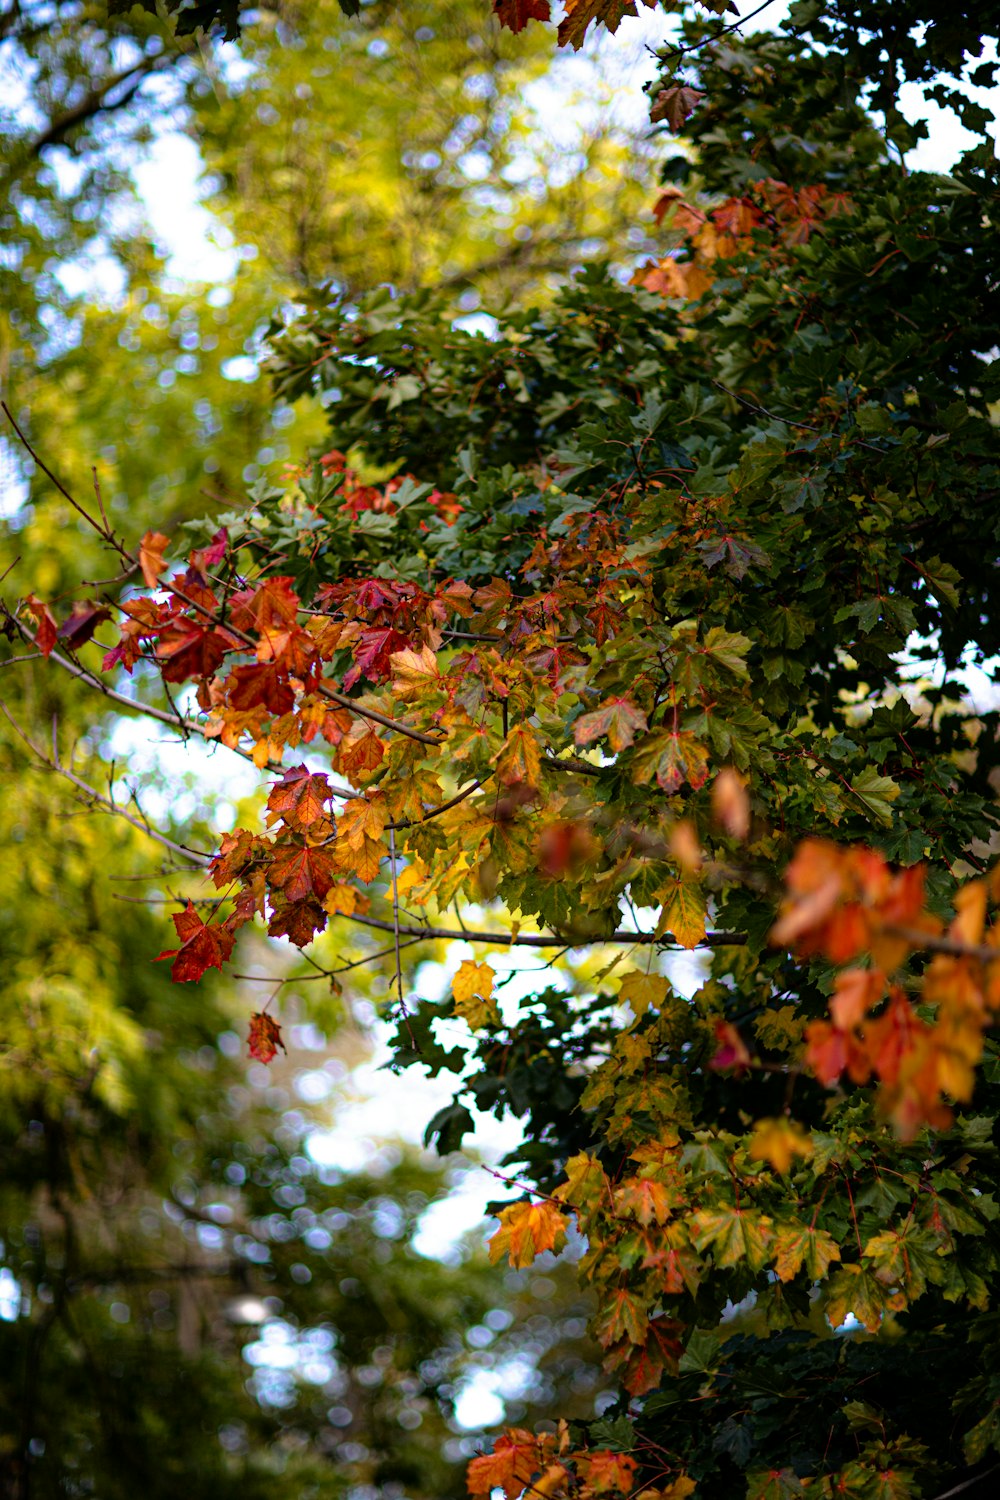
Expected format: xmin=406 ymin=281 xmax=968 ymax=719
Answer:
xmin=0 ymin=699 xmax=211 ymax=867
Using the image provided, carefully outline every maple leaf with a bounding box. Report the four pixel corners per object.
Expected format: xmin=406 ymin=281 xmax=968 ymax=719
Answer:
xmin=22 ymin=594 xmax=58 ymax=656
xmin=574 ymin=695 xmax=648 ymax=754
xmin=618 ymin=968 xmax=670 ymax=1021
xmin=557 ymin=0 xmax=644 ymax=50
xmin=631 ymin=730 xmax=710 ymax=794
xmin=226 ymin=662 xmax=296 ymax=716
xmin=594 ymin=1287 xmax=648 ymax=1348
xmin=138 ymin=530 xmax=170 ymax=589
xmin=771 ymin=1224 xmax=841 ymax=1284
xmin=155 ymin=619 xmax=233 ymax=684
xmin=266 ymin=764 xmax=332 ymax=831
xmin=614 ymin=1174 xmax=672 ymax=1226
xmin=267 ymin=897 xmax=327 ymax=946
xmin=247 ymin=1011 xmax=285 ymax=1064
xmin=580 ymin=1451 xmax=638 ymax=1494
xmin=336 ymin=793 xmax=387 ymax=849
xmin=452 ymin=959 xmax=499 ymax=1028
xmin=496 ymin=724 xmax=543 ymax=789
xmin=268 ymin=841 xmax=336 ymax=903
xmin=749 ymin=1118 xmax=814 ymax=1175
xmin=488 ymin=1200 xmax=569 ymax=1269
xmin=655 ymin=878 xmax=706 ymax=949
xmin=824 ymin=1264 xmax=902 ymax=1332
xmin=467 ymin=1430 xmax=543 ymax=1499
xmin=492 ymin=0 xmax=551 ymax=33
xmin=339 ymin=723 xmax=386 ymax=780
xmin=345 ymin=626 xmax=412 ymax=689
xmin=155 ymin=902 xmax=235 ymax=982
xmin=692 ymin=1206 xmax=774 ymax=1271
xmin=55 ymin=600 xmax=112 ymax=651
xmin=697 ymin=532 xmax=771 ymax=581
xmin=190 ymin=526 xmax=228 ymax=575
xmin=614 ymin=1317 xmax=684 ymax=1396
xmin=863 ymin=1223 xmax=940 ymax=1299
xmin=650 ymin=83 xmax=704 ymax=131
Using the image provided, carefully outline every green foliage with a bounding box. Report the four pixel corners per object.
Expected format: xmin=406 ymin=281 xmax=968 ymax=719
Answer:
xmin=4 ymin=2 xmax=1000 ymax=1499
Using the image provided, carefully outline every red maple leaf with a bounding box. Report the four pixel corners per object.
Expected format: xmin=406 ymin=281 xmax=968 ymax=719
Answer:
xmin=22 ymin=594 xmax=57 ymax=657
xmin=248 ymin=1011 xmax=285 ymax=1064
xmin=266 ymin=765 xmax=332 ymax=830
xmin=155 ymin=902 xmax=235 ymax=982
xmin=226 ymin=662 xmax=296 ymax=715
xmin=190 ymin=527 xmax=229 ymax=576
xmin=267 ymin=841 xmax=336 ymax=903
xmin=492 ymin=0 xmax=551 ymax=34
xmin=267 ymin=897 xmax=327 ymax=946
xmin=344 ymin=626 xmax=412 ymax=689
xmin=154 ymin=619 xmax=234 ymax=683
xmin=55 ymin=601 xmax=112 ymax=651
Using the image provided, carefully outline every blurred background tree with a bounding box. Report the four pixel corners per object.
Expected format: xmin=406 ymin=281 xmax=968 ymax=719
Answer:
xmin=0 ymin=0 xmax=656 ymax=1492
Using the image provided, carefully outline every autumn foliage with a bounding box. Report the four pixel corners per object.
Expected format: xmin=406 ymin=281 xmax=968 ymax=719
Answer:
xmin=6 ymin=2 xmax=1000 ymax=1498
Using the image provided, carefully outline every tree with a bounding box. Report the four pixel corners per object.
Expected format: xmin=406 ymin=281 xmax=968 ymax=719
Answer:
xmin=5 ymin=0 xmax=1000 ymax=1498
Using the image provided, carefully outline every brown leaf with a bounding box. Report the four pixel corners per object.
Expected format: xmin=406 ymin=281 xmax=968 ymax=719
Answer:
xmin=155 ymin=902 xmax=235 ymax=982
xmin=650 ymin=84 xmax=705 ymax=131
xmin=139 ymin=530 xmax=171 ymax=589
xmin=492 ymin=0 xmax=550 ymax=33
xmin=248 ymin=1011 xmax=285 ymax=1064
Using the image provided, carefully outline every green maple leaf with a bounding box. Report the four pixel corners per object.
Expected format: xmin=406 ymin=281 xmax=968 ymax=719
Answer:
xmin=691 ymin=1205 xmax=774 ymax=1271
xmin=574 ymin=695 xmax=648 ymax=753
xmin=862 ymin=1223 xmax=941 ymax=1299
xmin=771 ymin=1223 xmax=841 ymax=1283
xmin=594 ymin=1287 xmax=649 ymax=1348
xmin=849 ymin=766 xmax=901 ymax=825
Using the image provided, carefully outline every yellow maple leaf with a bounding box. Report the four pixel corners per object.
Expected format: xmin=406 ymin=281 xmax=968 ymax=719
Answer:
xmin=496 ymin=724 xmax=542 ymax=788
xmin=324 ymin=883 xmax=369 ymax=918
xmin=488 ymin=1199 xmax=569 ymax=1268
xmin=390 ymin=644 xmax=439 ymax=700
xmin=337 ymin=793 xmax=387 ymax=849
xmin=452 ymin=958 xmax=498 ymax=1028
xmin=749 ymin=1118 xmax=815 ymax=1176
xmin=618 ymin=968 xmax=671 ymax=1021
xmin=656 ymin=879 xmax=706 ymax=949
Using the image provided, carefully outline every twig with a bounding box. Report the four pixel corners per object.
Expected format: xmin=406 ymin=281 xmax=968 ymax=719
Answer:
xmin=333 ymin=909 xmax=745 ymax=950
xmin=0 ymin=700 xmax=210 ymax=867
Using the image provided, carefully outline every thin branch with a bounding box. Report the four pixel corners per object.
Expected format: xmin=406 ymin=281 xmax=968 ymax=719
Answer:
xmin=334 ymin=909 xmax=745 ymax=950
xmin=1 ymin=410 xmax=443 ymax=751
xmin=7 ymin=613 xmax=364 ymax=800
xmin=29 ymin=57 xmax=161 ymax=156
xmin=0 ymin=700 xmax=211 ymax=867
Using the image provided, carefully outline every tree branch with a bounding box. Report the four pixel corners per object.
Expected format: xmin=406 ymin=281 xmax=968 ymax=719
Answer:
xmin=30 ymin=57 xmax=162 ymax=157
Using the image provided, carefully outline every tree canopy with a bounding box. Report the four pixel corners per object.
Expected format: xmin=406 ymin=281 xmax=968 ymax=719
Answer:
xmin=4 ymin=0 xmax=1000 ymax=1498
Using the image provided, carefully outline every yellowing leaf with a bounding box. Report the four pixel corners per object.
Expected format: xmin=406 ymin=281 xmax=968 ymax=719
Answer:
xmin=452 ymin=958 xmax=499 ymax=1028
xmin=496 ymin=724 xmax=543 ymax=788
xmin=574 ymin=695 xmax=648 ymax=754
xmin=488 ymin=1199 xmax=568 ymax=1268
xmin=390 ymin=644 xmax=439 ymax=699
xmin=656 ymin=879 xmax=706 ymax=949
xmin=748 ymin=1118 xmax=815 ymax=1175
xmin=824 ymin=1264 xmax=902 ymax=1332
xmin=324 ymin=883 xmax=367 ymax=917
xmin=771 ymin=1224 xmax=841 ymax=1283
xmin=138 ymin=530 xmax=170 ymax=589
xmin=691 ymin=1206 xmax=774 ymax=1271
xmin=618 ymin=968 xmax=670 ymax=1020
